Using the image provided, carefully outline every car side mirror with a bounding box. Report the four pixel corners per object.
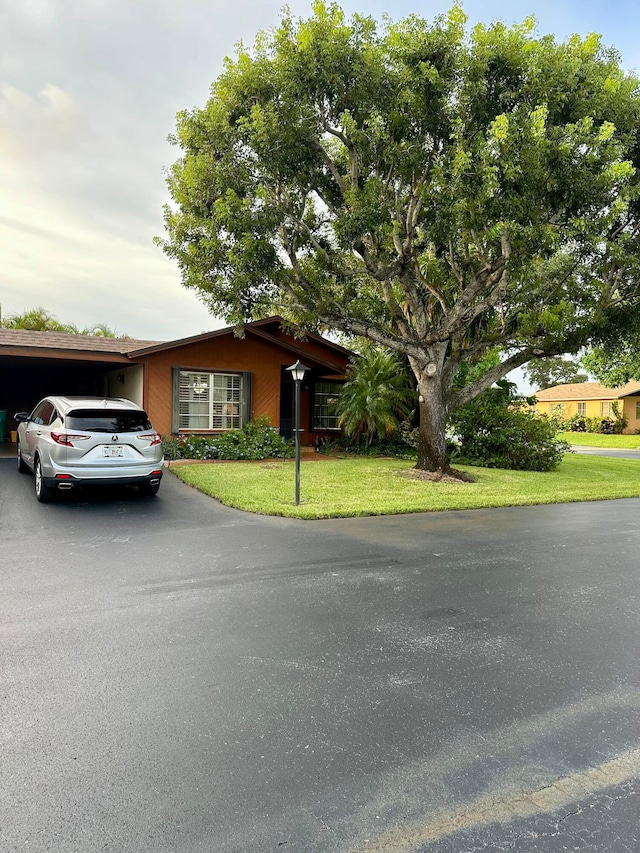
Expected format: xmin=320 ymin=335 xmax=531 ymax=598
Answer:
xmin=14 ymin=412 xmax=30 ymax=423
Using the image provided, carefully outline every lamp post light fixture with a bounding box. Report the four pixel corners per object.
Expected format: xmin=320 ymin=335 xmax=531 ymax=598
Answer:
xmin=286 ymin=360 xmax=310 ymax=505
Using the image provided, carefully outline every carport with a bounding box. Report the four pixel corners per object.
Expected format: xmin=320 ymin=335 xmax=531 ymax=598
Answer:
xmin=0 ymin=329 xmax=157 ymax=441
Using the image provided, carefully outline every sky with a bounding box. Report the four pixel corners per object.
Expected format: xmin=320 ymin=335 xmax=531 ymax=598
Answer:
xmin=1 ymin=0 xmax=639 ymax=346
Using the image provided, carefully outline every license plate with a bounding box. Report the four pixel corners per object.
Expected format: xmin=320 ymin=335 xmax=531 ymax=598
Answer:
xmin=103 ymin=446 xmax=124 ymax=458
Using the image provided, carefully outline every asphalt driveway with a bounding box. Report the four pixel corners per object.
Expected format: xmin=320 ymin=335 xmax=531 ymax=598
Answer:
xmin=2 ymin=459 xmax=640 ymax=852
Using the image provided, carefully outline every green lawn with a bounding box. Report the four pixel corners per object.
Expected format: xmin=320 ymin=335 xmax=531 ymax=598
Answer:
xmin=170 ymin=455 xmax=640 ymax=519
xmin=559 ymin=432 xmax=640 ymax=448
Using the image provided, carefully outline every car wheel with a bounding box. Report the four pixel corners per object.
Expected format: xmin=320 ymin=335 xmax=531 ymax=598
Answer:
xmin=17 ymin=440 xmax=29 ymax=473
xmin=34 ymin=456 xmax=54 ymax=503
xmin=139 ymin=482 xmax=160 ymax=497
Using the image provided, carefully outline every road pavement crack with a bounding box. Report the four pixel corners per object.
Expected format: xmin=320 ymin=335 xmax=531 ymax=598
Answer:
xmin=349 ymin=746 xmax=640 ymax=852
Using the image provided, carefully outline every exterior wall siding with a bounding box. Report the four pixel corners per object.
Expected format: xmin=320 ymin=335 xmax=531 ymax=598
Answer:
xmin=139 ymin=333 xmax=336 ymax=439
xmin=623 ymin=396 xmax=640 ymax=434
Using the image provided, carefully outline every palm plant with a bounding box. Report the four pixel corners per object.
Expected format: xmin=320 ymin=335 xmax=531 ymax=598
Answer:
xmin=1 ymin=307 xmax=117 ymax=336
xmin=2 ymin=306 xmax=78 ymax=333
xmin=81 ymin=323 xmax=116 ymax=337
xmin=337 ymin=348 xmax=416 ymax=446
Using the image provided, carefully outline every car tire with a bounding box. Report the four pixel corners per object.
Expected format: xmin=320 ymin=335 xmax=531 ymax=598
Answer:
xmin=139 ymin=482 xmax=160 ymax=497
xmin=17 ymin=440 xmax=29 ymax=473
xmin=34 ymin=456 xmax=54 ymax=503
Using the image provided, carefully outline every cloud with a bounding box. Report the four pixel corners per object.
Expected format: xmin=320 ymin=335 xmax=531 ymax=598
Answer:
xmin=0 ymin=82 xmax=79 ymax=155
xmin=1 ymin=0 xmax=639 ymax=342
xmin=10 ymin=0 xmax=58 ymax=28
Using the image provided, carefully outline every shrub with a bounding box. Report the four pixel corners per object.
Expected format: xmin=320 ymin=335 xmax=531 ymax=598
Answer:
xmin=610 ymin=402 xmax=628 ymax=434
xmin=564 ymin=404 xmax=627 ymax=435
xmin=161 ymin=416 xmax=292 ymax=461
xmin=318 ymin=421 xmax=418 ymax=459
xmin=318 ymin=423 xmax=417 ymax=459
xmin=585 ymin=416 xmax=602 ymax=433
xmin=450 ymin=382 xmax=571 ymax=471
xmin=564 ymin=414 xmax=587 ymax=432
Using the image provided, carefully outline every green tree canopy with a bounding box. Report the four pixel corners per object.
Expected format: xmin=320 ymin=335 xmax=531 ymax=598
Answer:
xmin=523 ymin=356 xmax=588 ymax=390
xmin=581 ymin=305 xmax=640 ymax=386
xmin=159 ymin=2 xmax=640 ymax=474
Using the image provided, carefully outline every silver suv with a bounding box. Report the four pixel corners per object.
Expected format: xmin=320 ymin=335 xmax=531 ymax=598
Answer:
xmin=15 ymin=396 xmax=164 ymax=502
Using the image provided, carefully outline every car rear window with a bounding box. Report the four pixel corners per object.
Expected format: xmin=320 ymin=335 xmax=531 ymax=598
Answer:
xmin=65 ymin=409 xmax=152 ymax=433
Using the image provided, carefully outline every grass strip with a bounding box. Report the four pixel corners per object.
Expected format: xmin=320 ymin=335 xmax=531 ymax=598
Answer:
xmin=170 ymin=454 xmax=640 ymax=519
xmin=558 ymin=432 xmax=640 ymax=448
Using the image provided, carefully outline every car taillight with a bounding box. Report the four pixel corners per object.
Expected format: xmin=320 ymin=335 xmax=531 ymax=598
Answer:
xmin=137 ymin=433 xmax=162 ymax=447
xmin=51 ymin=432 xmax=90 ymax=447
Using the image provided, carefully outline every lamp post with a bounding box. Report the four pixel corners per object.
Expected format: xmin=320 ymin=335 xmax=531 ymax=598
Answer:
xmin=286 ymin=360 xmax=310 ymax=505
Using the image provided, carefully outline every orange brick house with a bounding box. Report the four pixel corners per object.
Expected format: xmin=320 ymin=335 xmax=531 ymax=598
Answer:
xmin=0 ymin=317 xmax=352 ymax=443
xmin=532 ymin=381 xmax=640 ymax=433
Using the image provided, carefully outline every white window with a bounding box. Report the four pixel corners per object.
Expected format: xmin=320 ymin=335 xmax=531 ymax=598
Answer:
xmin=601 ymin=401 xmax=611 ymax=417
xmin=176 ymin=371 xmax=245 ymax=431
xmin=577 ymin=402 xmax=586 ymax=416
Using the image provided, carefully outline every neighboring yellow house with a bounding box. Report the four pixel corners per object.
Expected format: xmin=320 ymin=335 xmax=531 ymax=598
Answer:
xmin=532 ymin=381 xmax=640 ymax=434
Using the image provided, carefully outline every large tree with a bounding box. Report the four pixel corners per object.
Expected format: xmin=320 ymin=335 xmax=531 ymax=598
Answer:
xmin=159 ymin=2 xmax=640 ymax=475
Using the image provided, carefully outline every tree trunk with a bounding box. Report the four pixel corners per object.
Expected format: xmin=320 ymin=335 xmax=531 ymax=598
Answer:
xmin=415 ymin=374 xmax=451 ymax=476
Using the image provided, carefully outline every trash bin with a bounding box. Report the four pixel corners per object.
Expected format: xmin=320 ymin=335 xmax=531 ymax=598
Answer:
xmin=0 ymin=410 xmax=6 ymax=443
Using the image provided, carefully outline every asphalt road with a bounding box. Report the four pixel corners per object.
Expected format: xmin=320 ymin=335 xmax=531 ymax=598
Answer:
xmin=571 ymin=445 xmax=640 ymax=459
xmin=2 ymin=459 xmax=640 ymax=852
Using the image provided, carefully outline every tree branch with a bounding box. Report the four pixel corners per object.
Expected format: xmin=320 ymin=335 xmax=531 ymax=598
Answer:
xmin=436 ymin=258 xmax=507 ymax=342
xmin=309 ymin=138 xmax=347 ymax=194
xmin=449 ymin=348 xmax=536 ymax=409
xmin=414 ymin=264 xmax=448 ymax=317
xmin=322 ymin=122 xmax=359 ymax=188
xmin=399 ymin=272 xmax=429 ymax=339
xmin=382 ymin=280 xmax=413 ymax=340
xmin=316 ymin=312 xmax=426 ymax=360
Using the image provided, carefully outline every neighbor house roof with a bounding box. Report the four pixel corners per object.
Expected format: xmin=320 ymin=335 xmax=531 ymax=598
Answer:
xmin=534 ymin=381 xmax=640 ymax=401
xmin=0 ymin=328 xmax=161 ymax=355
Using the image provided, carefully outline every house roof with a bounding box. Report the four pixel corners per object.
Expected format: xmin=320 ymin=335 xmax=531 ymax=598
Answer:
xmin=534 ymin=381 xmax=640 ymax=401
xmin=0 ymin=328 xmax=161 ymax=355
xmin=129 ymin=316 xmax=353 ymax=373
xmin=0 ymin=317 xmax=353 ymax=373
xmin=128 ymin=316 xmax=351 ymax=355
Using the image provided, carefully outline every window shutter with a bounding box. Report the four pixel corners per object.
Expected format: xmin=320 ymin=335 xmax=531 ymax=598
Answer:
xmin=171 ymin=369 xmax=180 ymax=433
xmin=241 ymin=372 xmax=252 ymax=426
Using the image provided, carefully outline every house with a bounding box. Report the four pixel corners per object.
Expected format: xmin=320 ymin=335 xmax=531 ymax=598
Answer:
xmin=0 ymin=318 xmax=352 ymax=443
xmin=532 ymin=381 xmax=640 ymax=433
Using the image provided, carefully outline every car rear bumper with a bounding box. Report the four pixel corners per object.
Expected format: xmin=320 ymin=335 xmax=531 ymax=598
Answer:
xmin=42 ymin=471 xmax=163 ymax=490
